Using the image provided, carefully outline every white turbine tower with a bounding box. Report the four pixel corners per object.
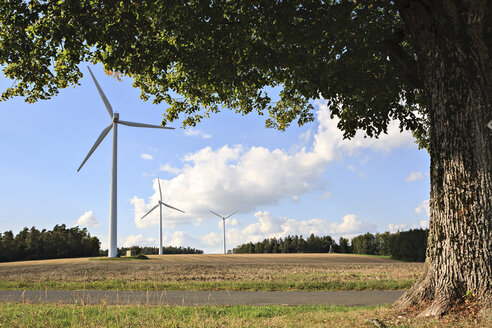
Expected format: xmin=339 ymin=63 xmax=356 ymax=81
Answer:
xmin=78 ymin=67 xmax=174 ymax=258
xmin=210 ymin=210 xmax=238 ymax=254
xmin=140 ymin=177 xmax=185 ymax=255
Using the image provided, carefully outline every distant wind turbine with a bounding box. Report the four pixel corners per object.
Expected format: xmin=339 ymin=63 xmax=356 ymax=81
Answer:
xmin=140 ymin=177 xmax=185 ymax=255
xmin=210 ymin=210 xmax=238 ymax=254
xmin=78 ymin=66 xmax=174 ymax=258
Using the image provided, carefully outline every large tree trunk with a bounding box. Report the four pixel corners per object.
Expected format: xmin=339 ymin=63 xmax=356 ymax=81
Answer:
xmin=394 ymin=0 xmax=492 ymax=316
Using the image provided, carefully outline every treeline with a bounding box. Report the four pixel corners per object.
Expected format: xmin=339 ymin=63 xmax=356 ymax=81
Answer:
xmin=99 ymin=245 xmax=204 ymax=257
xmin=233 ymin=234 xmax=336 ymax=254
xmin=232 ymin=229 xmax=428 ymax=262
xmin=0 ymin=224 xmax=100 ymax=262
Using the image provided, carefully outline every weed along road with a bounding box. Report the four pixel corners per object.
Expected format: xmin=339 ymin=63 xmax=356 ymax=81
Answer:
xmin=0 ymin=290 xmax=404 ymax=306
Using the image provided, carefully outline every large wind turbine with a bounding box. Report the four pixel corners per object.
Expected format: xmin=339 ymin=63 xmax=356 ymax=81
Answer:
xmin=78 ymin=66 xmax=174 ymax=258
xmin=140 ymin=177 xmax=185 ymax=255
xmin=210 ymin=210 xmax=238 ymax=254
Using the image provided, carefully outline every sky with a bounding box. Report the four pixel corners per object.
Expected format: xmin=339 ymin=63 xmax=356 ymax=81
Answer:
xmin=0 ymin=64 xmax=430 ymax=253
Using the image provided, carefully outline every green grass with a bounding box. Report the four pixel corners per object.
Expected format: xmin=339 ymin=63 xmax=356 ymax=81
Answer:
xmin=0 ymin=278 xmax=414 ymax=292
xmin=0 ymin=303 xmax=486 ymax=328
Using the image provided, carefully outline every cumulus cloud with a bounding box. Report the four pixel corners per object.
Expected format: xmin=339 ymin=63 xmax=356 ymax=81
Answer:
xmin=190 ymin=211 xmax=375 ymax=253
xmin=184 ymin=128 xmax=212 ymax=139
xmin=406 ymin=171 xmax=424 ymax=182
xmin=159 ymin=163 xmax=182 ymax=174
xmin=95 ymin=234 xmax=108 ymax=250
xmin=225 ymin=211 xmax=376 ymax=247
xmin=140 ymin=153 xmax=154 ymax=160
xmin=388 ymin=223 xmax=408 ymax=233
xmin=415 ymin=200 xmax=430 ymax=216
xmin=122 ymin=234 xmax=156 ymax=247
xmin=131 ymin=101 xmax=415 ymax=226
xmin=169 ymin=231 xmax=202 ymax=247
xmin=76 ymin=211 xmax=101 ymax=228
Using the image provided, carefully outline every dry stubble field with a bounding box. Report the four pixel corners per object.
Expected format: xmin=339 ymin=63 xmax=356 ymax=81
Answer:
xmin=0 ymin=253 xmax=423 ymax=291
xmin=1 ymin=254 xmax=489 ymax=327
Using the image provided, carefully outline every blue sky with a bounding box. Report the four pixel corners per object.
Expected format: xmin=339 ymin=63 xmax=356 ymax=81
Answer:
xmin=0 ymin=64 xmax=430 ymax=253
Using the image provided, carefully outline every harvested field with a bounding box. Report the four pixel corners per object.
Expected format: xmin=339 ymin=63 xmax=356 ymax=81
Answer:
xmin=0 ymin=254 xmax=424 ymax=291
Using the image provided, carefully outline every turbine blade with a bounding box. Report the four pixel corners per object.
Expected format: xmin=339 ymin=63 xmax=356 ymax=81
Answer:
xmin=209 ymin=210 xmax=225 ymax=219
xmin=118 ymin=120 xmax=174 ymax=129
xmin=77 ymin=123 xmax=113 ymax=172
xmin=161 ymin=202 xmax=185 ymax=213
xmin=140 ymin=203 xmax=160 ymax=220
xmin=225 ymin=210 xmax=239 ymax=219
xmin=87 ymin=66 xmax=113 ymax=118
xmin=158 ymin=177 xmax=162 ymax=202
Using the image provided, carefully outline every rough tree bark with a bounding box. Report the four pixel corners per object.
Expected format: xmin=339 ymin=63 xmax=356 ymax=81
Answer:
xmin=394 ymin=0 xmax=492 ymax=316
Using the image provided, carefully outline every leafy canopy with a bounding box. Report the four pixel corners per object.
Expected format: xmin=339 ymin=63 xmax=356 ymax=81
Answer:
xmin=0 ymin=0 xmax=427 ymax=145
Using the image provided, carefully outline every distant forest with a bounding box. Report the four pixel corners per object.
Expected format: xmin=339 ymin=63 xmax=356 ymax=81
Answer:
xmin=232 ymin=229 xmax=429 ymax=262
xmin=0 ymin=224 xmax=100 ymax=262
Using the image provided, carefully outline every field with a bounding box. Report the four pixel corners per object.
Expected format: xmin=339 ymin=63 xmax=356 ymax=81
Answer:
xmin=1 ymin=254 xmax=488 ymax=327
xmin=0 ymin=253 xmax=423 ymax=291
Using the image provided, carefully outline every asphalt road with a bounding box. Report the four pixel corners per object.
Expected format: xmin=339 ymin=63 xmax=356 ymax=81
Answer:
xmin=0 ymin=290 xmax=404 ymax=306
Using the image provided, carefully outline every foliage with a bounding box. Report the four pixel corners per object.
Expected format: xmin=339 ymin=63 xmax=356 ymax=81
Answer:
xmin=351 ymin=232 xmax=377 ymax=255
xmin=388 ymin=229 xmax=428 ymax=262
xmin=0 ymin=0 xmax=431 ymax=146
xmin=232 ymin=234 xmax=336 ymax=254
xmin=232 ymin=230 xmax=428 ymax=262
xmin=0 ymin=224 xmax=100 ymax=262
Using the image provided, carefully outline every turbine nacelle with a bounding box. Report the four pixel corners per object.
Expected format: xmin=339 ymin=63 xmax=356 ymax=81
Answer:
xmin=113 ymin=113 xmax=119 ymax=122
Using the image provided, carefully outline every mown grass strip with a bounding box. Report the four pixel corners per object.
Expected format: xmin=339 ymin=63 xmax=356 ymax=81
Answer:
xmin=0 ymin=279 xmax=414 ymax=291
xmin=0 ymin=303 xmax=485 ymax=328
xmin=0 ymin=303 xmax=389 ymax=328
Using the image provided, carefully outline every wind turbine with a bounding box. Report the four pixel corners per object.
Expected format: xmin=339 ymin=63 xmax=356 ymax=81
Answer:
xmin=210 ymin=210 xmax=238 ymax=254
xmin=78 ymin=66 xmax=174 ymax=258
xmin=140 ymin=177 xmax=185 ymax=255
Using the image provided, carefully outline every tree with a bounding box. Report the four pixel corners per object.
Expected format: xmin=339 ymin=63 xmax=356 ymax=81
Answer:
xmin=351 ymin=232 xmax=377 ymax=255
xmin=375 ymin=231 xmax=391 ymax=256
xmin=0 ymin=0 xmax=490 ymax=316
xmin=338 ymin=237 xmax=350 ymax=254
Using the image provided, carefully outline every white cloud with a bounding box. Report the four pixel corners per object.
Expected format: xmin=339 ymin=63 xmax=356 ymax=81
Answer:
xmin=132 ymin=101 xmax=415 ymax=226
xmin=95 ymin=234 xmax=108 ymax=250
xmin=159 ymin=163 xmax=182 ymax=174
xmin=122 ymin=234 xmax=156 ymax=247
xmin=419 ymin=219 xmax=429 ymax=229
xmin=415 ymin=200 xmax=430 ymax=216
xmin=406 ymin=171 xmax=424 ymax=182
xmin=388 ymin=223 xmax=408 ymax=233
xmin=184 ymin=128 xmax=212 ymax=139
xmin=140 ymin=153 xmax=154 ymax=160
xmin=229 ymin=218 xmax=240 ymax=226
xmin=169 ymin=231 xmax=201 ymax=247
xmin=140 ymin=211 xmax=376 ymax=253
xmin=225 ymin=211 xmax=376 ymax=250
xmin=76 ymin=211 xmax=101 ymax=228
